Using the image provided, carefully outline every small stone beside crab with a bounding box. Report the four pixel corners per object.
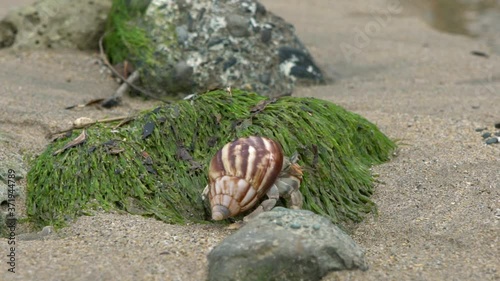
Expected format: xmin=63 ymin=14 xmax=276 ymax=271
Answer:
xmin=202 ymin=136 xmax=305 ymax=225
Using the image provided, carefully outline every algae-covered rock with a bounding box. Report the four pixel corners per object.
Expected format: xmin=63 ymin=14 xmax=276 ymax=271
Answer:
xmin=26 ymin=90 xmax=395 ymax=227
xmin=104 ymin=0 xmax=325 ymax=98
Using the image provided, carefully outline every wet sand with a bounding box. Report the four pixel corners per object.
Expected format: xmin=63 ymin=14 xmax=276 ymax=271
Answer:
xmin=0 ymin=0 xmax=499 ymax=280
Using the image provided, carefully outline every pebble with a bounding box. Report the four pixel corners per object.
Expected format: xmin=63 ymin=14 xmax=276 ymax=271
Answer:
xmin=475 ymin=125 xmax=500 ymax=145
xmin=17 ymin=226 xmax=55 ymax=241
xmin=485 ymin=137 xmax=499 ymax=145
xmin=481 ymin=132 xmax=491 ymax=139
xmin=207 ymin=207 xmax=368 ymax=281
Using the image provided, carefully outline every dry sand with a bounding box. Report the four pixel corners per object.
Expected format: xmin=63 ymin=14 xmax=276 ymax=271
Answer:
xmin=0 ymin=0 xmax=499 ymax=280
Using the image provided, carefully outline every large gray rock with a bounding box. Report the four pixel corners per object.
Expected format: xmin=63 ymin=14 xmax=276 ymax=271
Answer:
xmin=0 ymin=0 xmax=112 ymax=50
xmin=141 ymin=0 xmax=325 ymax=98
xmin=207 ymin=207 xmax=368 ymax=281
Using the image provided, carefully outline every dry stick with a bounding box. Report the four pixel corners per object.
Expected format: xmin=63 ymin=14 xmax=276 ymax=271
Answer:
xmin=51 ymin=116 xmax=131 ymax=136
xmin=98 ymin=35 xmax=169 ymax=103
xmin=114 ymin=70 xmax=140 ymax=98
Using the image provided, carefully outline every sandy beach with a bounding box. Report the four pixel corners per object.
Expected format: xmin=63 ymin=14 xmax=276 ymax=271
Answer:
xmin=0 ymin=0 xmax=498 ymax=280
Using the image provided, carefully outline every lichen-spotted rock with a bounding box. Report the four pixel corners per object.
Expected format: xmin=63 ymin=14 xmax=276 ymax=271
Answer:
xmin=140 ymin=0 xmax=325 ymax=98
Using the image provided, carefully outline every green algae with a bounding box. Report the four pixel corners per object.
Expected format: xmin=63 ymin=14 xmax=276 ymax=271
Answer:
xmin=103 ymin=0 xmax=185 ymax=96
xmin=26 ymin=90 xmax=395 ymax=228
xmin=103 ymin=0 xmax=153 ymax=65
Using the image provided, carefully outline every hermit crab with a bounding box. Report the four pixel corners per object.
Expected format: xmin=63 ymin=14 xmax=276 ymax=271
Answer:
xmin=202 ymin=136 xmax=304 ymax=221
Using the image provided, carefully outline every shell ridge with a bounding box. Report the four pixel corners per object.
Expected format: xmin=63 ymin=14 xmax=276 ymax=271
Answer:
xmin=207 ymin=136 xmax=286 ymax=220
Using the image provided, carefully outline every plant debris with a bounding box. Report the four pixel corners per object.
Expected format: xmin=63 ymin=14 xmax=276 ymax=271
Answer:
xmin=142 ymin=121 xmax=155 ymax=139
xmin=52 ymin=130 xmax=87 ymax=156
xmin=65 ymin=98 xmax=105 ymax=110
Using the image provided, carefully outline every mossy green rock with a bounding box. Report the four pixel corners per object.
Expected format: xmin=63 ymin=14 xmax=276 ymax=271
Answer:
xmin=26 ymin=90 xmax=395 ymax=227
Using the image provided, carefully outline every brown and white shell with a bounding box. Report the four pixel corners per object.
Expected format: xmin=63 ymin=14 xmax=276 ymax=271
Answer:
xmin=207 ymin=136 xmax=284 ymax=220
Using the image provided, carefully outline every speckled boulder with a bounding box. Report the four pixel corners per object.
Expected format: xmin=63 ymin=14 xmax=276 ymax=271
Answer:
xmin=141 ymin=0 xmax=325 ymax=98
xmin=207 ymin=207 xmax=368 ymax=281
xmin=0 ymin=0 xmax=112 ymax=50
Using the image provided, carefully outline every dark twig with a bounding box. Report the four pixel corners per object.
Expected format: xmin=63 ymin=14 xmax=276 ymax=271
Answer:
xmin=98 ymin=34 xmax=169 ymax=103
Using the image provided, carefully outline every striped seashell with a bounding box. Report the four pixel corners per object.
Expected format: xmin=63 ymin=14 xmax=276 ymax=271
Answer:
xmin=207 ymin=136 xmax=284 ymax=220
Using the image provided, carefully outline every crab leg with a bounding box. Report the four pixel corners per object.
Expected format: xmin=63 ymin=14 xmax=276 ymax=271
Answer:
xmin=243 ymin=184 xmax=280 ymax=221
